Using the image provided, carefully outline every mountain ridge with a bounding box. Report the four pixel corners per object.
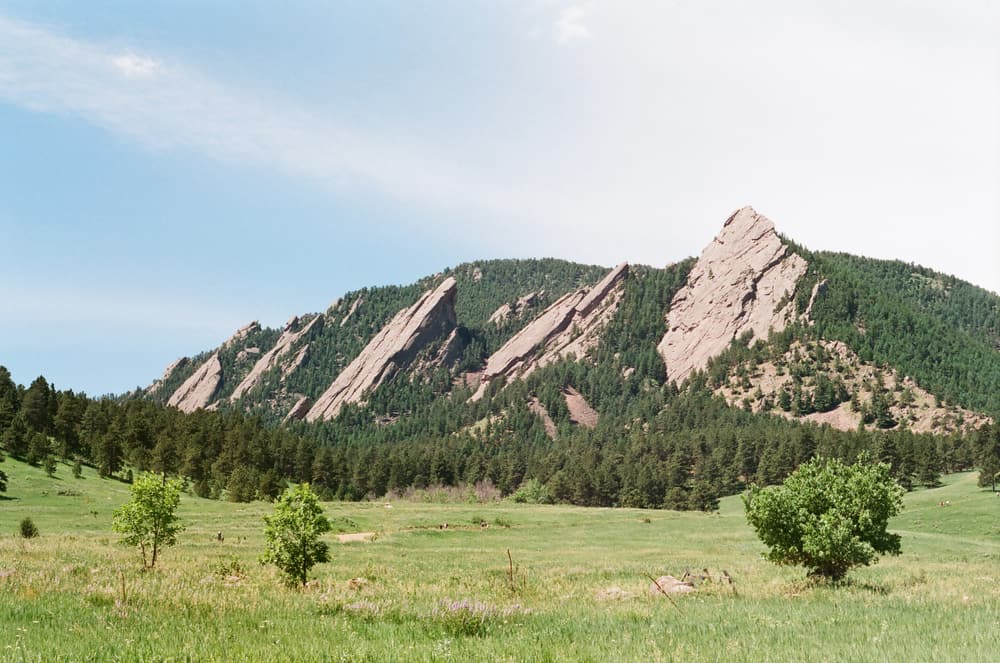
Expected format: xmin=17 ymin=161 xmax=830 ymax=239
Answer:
xmin=142 ymin=207 xmax=1000 ymax=436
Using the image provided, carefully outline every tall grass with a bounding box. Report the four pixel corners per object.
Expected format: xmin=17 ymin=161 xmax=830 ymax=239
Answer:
xmin=1 ymin=458 xmax=997 ymax=661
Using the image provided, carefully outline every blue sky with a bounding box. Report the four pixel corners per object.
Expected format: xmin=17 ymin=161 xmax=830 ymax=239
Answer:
xmin=1 ymin=1 xmax=997 ymax=395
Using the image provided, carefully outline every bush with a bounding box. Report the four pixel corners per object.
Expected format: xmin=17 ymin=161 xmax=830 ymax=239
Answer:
xmin=511 ymin=478 xmax=553 ymax=504
xmin=19 ymin=517 xmax=39 ymax=539
xmin=743 ymin=454 xmax=904 ymax=581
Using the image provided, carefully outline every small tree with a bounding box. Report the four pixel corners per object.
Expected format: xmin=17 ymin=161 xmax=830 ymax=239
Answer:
xmin=261 ymin=483 xmax=331 ymax=587
xmin=743 ymin=454 xmax=904 ymax=581
xmin=20 ymin=517 xmax=39 ymax=538
xmin=112 ymin=472 xmax=185 ymax=569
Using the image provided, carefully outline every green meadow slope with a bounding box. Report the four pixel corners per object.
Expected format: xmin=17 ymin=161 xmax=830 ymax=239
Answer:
xmin=1 ymin=458 xmax=998 ymax=662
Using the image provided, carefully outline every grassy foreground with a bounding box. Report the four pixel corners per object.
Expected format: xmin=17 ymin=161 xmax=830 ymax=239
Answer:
xmin=1 ymin=458 xmax=998 ymax=662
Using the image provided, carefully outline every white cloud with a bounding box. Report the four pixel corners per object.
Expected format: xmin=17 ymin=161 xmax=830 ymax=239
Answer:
xmin=111 ymin=53 xmax=160 ymax=79
xmin=0 ymin=6 xmax=997 ymax=296
xmin=0 ymin=14 xmax=517 ymax=219
xmin=554 ymin=5 xmax=591 ymax=44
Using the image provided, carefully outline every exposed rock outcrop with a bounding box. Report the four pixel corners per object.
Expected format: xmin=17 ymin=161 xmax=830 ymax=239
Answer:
xmin=146 ymin=357 xmax=188 ymax=395
xmin=802 ymin=279 xmax=828 ymax=323
xmin=283 ymin=395 xmax=314 ymax=423
xmin=340 ymin=296 xmax=364 ymax=327
xmin=230 ymin=315 xmax=322 ymax=402
xmin=222 ymin=321 xmax=261 ymax=349
xmin=528 ymin=398 xmax=557 ymax=439
xmin=564 ymin=387 xmax=599 ymax=428
xmin=472 ymin=264 xmax=628 ymax=400
xmin=715 ymin=339 xmax=990 ymax=434
xmin=304 ymin=277 xmax=459 ymax=422
xmin=167 ymin=353 xmax=222 ymax=413
xmin=658 ymin=207 xmax=807 ymax=384
xmin=488 ymin=291 xmax=543 ymax=325
xmin=235 ymin=347 xmax=260 ymax=363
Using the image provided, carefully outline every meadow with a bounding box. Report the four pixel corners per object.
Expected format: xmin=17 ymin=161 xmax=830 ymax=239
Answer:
xmin=1 ymin=458 xmax=998 ymax=662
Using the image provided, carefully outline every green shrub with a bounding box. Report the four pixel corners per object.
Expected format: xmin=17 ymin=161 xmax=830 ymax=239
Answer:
xmin=511 ymin=478 xmax=552 ymax=504
xmin=19 ymin=517 xmax=39 ymax=539
xmin=743 ymin=454 xmax=904 ymax=581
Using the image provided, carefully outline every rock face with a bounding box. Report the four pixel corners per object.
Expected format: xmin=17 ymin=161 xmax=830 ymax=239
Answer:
xmin=304 ymin=277 xmax=459 ymax=422
xmin=167 ymin=353 xmax=223 ymax=413
xmin=564 ymin=387 xmax=599 ymax=428
xmin=145 ymin=357 xmax=188 ymax=395
xmin=283 ymin=395 xmax=314 ymax=423
xmin=472 ymin=264 xmax=628 ymax=400
xmin=488 ymin=291 xmax=543 ymax=325
xmin=230 ymin=315 xmax=322 ymax=402
xmin=222 ymin=321 xmax=261 ymax=349
xmin=658 ymin=207 xmax=807 ymax=384
xmin=528 ymin=398 xmax=557 ymax=439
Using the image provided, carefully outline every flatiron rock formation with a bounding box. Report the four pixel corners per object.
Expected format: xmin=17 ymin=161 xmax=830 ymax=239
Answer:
xmin=658 ymin=207 xmax=807 ymax=384
xmin=222 ymin=321 xmax=261 ymax=349
xmin=145 ymin=357 xmax=188 ymax=395
xmin=167 ymin=353 xmax=223 ymax=413
xmin=488 ymin=291 xmax=543 ymax=325
xmin=304 ymin=277 xmax=459 ymax=422
xmin=230 ymin=315 xmax=322 ymax=402
xmin=472 ymin=263 xmax=628 ymax=400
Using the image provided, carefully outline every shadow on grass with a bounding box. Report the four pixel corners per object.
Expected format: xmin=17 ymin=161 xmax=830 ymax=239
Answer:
xmin=781 ymin=576 xmax=891 ymax=597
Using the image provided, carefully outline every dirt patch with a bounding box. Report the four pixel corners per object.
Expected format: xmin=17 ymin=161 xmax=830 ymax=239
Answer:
xmin=337 ymin=532 xmax=375 ymax=543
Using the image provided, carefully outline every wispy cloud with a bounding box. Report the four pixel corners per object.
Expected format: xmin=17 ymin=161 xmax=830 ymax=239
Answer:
xmin=0 ymin=14 xmax=511 ymax=216
xmin=111 ymin=53 xmax=160 ymax=79
xmin=554 ymin=5 xmax=591 ymax=44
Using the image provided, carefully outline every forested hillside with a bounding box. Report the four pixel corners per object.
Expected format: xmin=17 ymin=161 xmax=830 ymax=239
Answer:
xmin=5 ymin=211 xmax=1000 ymax=510
xmin=799 ymin=250 xmax=1000 ymax=414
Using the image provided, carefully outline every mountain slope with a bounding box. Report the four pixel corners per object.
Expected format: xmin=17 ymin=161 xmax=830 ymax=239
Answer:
xmin=143 ymin=207 xmax=1000 ymax=440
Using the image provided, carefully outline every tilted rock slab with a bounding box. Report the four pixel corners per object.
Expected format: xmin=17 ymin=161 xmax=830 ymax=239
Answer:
xmin=472 ymin=263 xmax=628 ymax=400
xmin=304 ymin=277 xmax=458 ymax=422
xmin=222 ymin=321 xmax=261 ymax=349
xmin=145 ymin=357 xmax=188 ymax=395
xmin=167 ymin=353 xmax=223 ymax=413
xmin=658 ymin=206 xmax=807 ymax=384
xmin=229 ymin=315 xmax=322 ymax=402
xmin=487 ymin=290 xmax=543 ymax=325
xmin=283 ymin=395 xmax=314 ymax=423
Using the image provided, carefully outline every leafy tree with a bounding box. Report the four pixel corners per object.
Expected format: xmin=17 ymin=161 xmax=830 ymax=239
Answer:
xmin=743 ymin=455 xmax=904 ymax=581
xmin=261 ymin=483 xmax=331 ymax=586
xmin=112 ymin=472 xmax=185 ymax=568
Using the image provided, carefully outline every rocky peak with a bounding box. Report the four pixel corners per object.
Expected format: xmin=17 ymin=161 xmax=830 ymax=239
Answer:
xmin=472 ymin=263 xmax=628 ymax=399
xmin=303 ymin=277 xmax=459 ymax=422
xmin=658 ymin=207 xmax=807 ymax=384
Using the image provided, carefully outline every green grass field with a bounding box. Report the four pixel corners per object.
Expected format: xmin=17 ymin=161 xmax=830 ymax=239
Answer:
xmin=1 ymin=457 xmax=998 ymax=662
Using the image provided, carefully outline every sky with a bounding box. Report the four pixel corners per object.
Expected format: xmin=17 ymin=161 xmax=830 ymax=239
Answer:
xmin=1 ymin=1 xmax=997 ymax=396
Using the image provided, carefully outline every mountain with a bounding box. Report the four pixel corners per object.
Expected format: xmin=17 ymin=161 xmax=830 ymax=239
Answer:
xmin=145 ymin=206 xmax=998 ymax=434
xmin=7 ymin=207 xmax=1000 ymax=510
xmin=122 ymin=206 xmax=1000 ymax=506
